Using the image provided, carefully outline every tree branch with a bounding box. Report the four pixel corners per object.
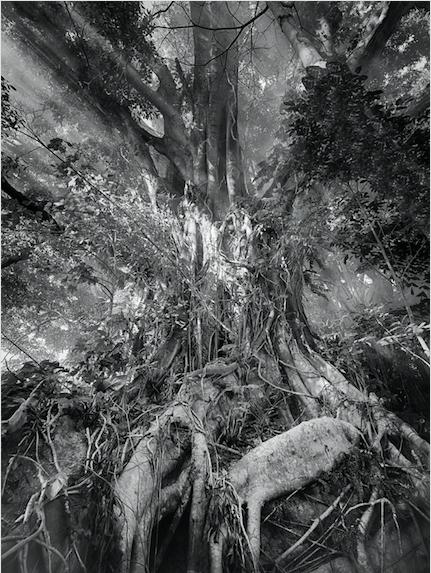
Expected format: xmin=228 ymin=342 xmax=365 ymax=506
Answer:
xmin=148 ymin=1 xmax=175 ymax=23
xmin=268 ymin=2 xmax=326 ymax=68
xmin=154 ymin=5 xmax=269 ymax=31
xmin=70 ymin=8 xmax=188 ymax=146
xmin=9 ymin=2 xmax=189 ymax=178
xmin=1 ymin=249 xmax=32 ymax=269
xmin=349 ymin=1 xmax=419 ymax=72
xmin=68 ymin=7 xmax=191 ymax=175
xmin=1 ymin=177 xmax=63 ymax=232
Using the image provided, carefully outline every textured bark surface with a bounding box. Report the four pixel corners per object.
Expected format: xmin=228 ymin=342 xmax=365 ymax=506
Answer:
xmin=190 ymin=2 xmax=245 ymax=218
xmin=210 ymin=417 xmax=360 ymax=570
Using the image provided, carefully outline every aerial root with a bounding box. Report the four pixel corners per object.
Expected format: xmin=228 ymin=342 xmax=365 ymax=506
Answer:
xmin=356 ymin=487 xmax=380 ymax=573
xmin=113 ymin=342 xmax=428 ymax=573
xmin=115 ymin=416 xmax=188 ymax=573
xmin=127 ymin=462 xmax=192 ymax=572
xmin=115 ymin=364 xmax=236 ymax=573
xmin=274 ymin=484 xmax=352 ymax=567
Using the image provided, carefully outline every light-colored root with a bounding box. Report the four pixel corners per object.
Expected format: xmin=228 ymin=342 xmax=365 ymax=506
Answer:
xmin=131 ymin=517 xmax=153 ymax=573
xmin=114 ymin=406 xmax=189 ymax=572
xmin=115 ymin=367 xmax=238 ymax=573
xmin=210 ymin=417 xmax=360 ymax=572
xmin=276 ymin=334 xmax=321 ymax=418
xmin=386 ymin=441 xmax=429 ymax=503
xmin=187 ymin=426 xmax=210 ymax=573
xmin=246 ymin=499 xmax=261 ymax=570
xmin=275 ymin=485 xmax=351 ymax=566
xmin=209 ymin=530 xmax=225 ymax=573
xmin=288 ymin=339 xmax=429 ymax=469
xmin=356 ymin=487 xmax=379 ymax=573
xmin=229 ymin=416 xmax=359 ymax=503
xmin=385 ymin=412 xmax=429 ymax=467
xmin=289 ymin=341 xmax=366 ymax=428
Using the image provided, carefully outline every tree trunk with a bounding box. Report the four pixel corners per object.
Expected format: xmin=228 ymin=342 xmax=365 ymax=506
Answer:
xmin=191 ymin=1 xmax=245 ymax=219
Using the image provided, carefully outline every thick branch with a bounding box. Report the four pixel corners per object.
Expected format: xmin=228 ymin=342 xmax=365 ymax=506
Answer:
xmin=268 ymin=2 xmax=326 ymax=68
xmin=270 ymin=1 xmax=427 ymax=75
xmin=1 ymin=249 xmax=31 ymax=269
xmin=349 ymin=2 xmax=418 ymax=72
xmin=1 ymin=177 xmax=63 ymax=231
xmin=70 ymin=8 xmax=189 ymax=149
xmin=10 ymin=2 xmax=190 ymax=181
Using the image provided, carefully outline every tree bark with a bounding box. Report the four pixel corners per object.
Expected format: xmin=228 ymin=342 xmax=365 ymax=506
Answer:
xmin=348 ymin=2 xmax=416 ymax=72
xmin=268 ymin=2 xmax=327 ymax=68
xmin=270 ymin=1 xmax=425 ymax=74
xmin=191 ymin=1 xmax=246 ymax=219
xmin=2 ymin=176 xmax=63 ymax=231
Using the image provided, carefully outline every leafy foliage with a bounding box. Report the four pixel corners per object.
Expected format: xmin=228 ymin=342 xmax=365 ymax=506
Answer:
xmin=286 ymin=64 xmax=428 ymax=186
xmin=261 ymin=63 xmax=429 ymax=293
xmin=317 ymin=302 xmax=429 ymax=438
xmin=1 ymin=76 xmax=22 ymax=131
xmin=68 ymin=1 xmax=158 ymax=113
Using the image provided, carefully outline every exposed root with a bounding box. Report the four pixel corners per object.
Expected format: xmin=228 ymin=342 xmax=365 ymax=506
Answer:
xmin=386 ymin=441 xmax=429 ymax=503
xmin=286 ymin=337 xmax=429 ymax=472
xmin=209 ymin=532 xmax=225 ymax=573
xmin=210 ymin=416 xmax=360 ymax=572
xmin=114 ymin=363 xmax=242 ymax=573
xmin=385 ymin=412 xmax=429 ymax=465
xmin=276 ymin=332 xmax=321 ymax=418
xmin=114 ymin=408 xmax=189 ymax=573
xmin=4 ymin=340 xmax=428 ymax=573
xmin=187 ymin=417 xmax=210 ymax=573
xmin=274 ymin=485 xmax=351 ymax=567
xmin=356 ymin=487 xmax=379 ymax=573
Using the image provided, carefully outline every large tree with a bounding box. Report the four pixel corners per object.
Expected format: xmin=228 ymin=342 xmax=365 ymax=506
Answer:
xmin=1 ymin=3 xmax=429 ymax=573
